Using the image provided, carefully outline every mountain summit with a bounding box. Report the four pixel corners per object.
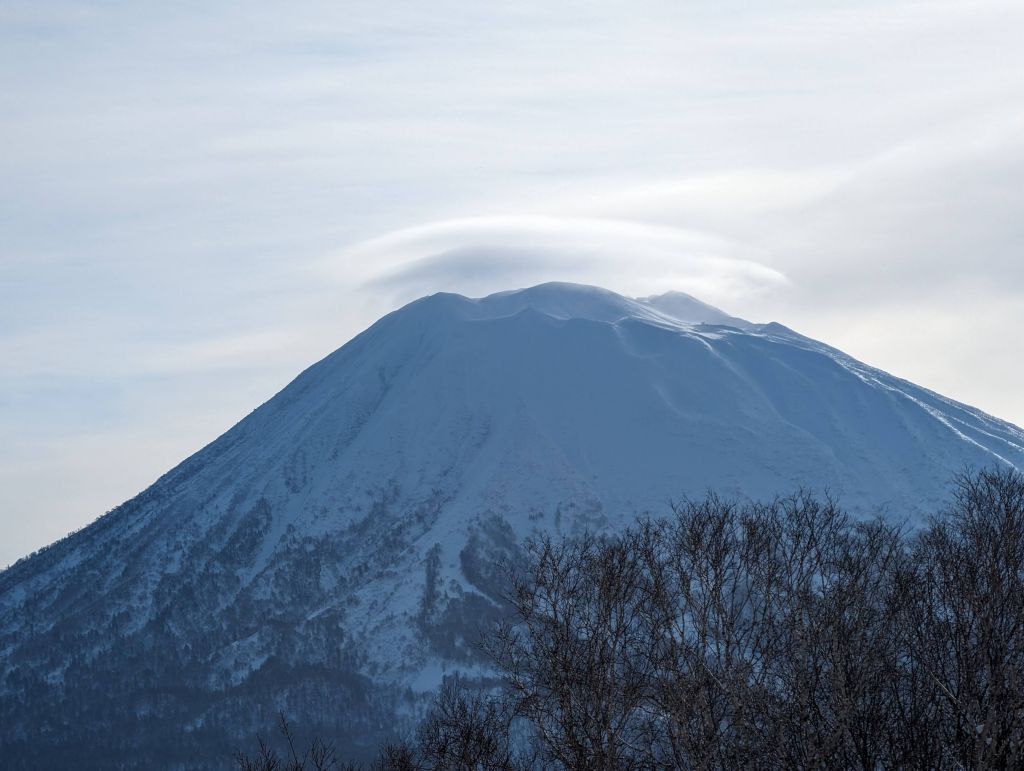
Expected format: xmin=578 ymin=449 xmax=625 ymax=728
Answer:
xmin=2 ymin=282 xmax=1022 ymax=768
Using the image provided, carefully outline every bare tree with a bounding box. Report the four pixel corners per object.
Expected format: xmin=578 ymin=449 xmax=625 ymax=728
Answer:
xmin=900 ymin=467 xmax=1024 ymax=769
xmin=235 ymin=714 xmax=341 ymax=771
xmin=415 ymin=679 xmax=520 ymax=770
xmin=487 ymin=532 xmax=660 ymax=770
xmin=236 ymin=468 xmax=1024 ymax=771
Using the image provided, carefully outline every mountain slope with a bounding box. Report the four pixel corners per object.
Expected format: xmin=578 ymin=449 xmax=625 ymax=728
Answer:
xmin=2 ymin=282 xmax=1022 ymax=768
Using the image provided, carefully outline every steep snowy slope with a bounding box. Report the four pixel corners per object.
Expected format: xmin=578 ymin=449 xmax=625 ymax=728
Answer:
xmin=1 ymin=283 xmax=1022 ymax=768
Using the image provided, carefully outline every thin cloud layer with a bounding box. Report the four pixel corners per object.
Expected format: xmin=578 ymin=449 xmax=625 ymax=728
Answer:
xmin=342 ymin=216 xmax=788 ymax=307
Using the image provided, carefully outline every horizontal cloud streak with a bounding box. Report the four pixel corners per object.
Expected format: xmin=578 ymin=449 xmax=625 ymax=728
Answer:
xmin=340 ymin=216 xmax=788 ymax=308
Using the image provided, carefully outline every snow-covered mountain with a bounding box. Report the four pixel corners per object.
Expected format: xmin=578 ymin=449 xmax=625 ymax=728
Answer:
xmin=2 ymin=282 xmax=1022 ymax=768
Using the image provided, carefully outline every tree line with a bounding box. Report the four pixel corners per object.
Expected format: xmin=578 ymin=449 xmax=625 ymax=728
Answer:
xmin=236 ymin=467 xmax=1024 ymax=770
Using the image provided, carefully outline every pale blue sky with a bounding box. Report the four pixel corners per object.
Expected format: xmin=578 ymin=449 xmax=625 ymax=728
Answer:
xmin=3 ymin=0 xmax=1024 ymax=565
